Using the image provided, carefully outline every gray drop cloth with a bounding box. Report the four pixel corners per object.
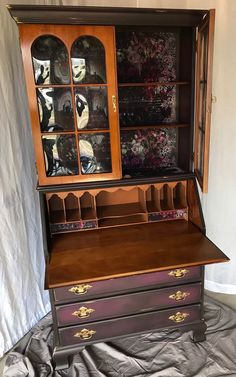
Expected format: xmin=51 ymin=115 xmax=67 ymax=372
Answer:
xmin=3 ymin=295 xmax=236 ymax=377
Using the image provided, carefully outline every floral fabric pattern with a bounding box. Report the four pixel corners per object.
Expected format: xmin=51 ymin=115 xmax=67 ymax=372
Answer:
xmin=50 ymin=220 xmax=97 ymax=234
xmin=121 ymin=128 xmax=177 ymax=174
xmin=116 ymin=31 xmax=177 ymax=83
xmin=148 ymin=209 xmax=188 ymax=222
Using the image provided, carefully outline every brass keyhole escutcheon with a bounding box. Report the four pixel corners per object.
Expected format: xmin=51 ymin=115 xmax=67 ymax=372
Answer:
xmin=112 ymin=95 xmax=117 ymax=112
xmin=72 ymin=306 xmax=95 ymax=318
xmin=169 ymin=291 xmax=190 ymax=301
xmin=68 ymin=284 xmax=92 ymax=295
xmin=168 ymin=269 xmax=189 ymax=279
xmin=169 ymin=312 xmax=189 ymax=323
xmin=74 ymin=328 xmax=96 ymax=340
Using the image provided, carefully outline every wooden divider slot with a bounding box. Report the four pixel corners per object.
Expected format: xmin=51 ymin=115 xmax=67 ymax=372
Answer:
xmin=96 ymin=188 xmax=146 ymax=219
xmin=173 ymin=182 xmax=187 ymax=209
xmin=146 ymin=185 xmax=161 ymax=212
xmin=80 ymin=192 xmax=96 ymax=220
xmin=48 ymin=194 xmax=65 ymax=224
xmin=65 ymin=193 xmax=80 ymax=222
xmin=46 ymin=180 xmax=189 ymax=233
xmin=160 ymin=184 xmax=174 ymax=211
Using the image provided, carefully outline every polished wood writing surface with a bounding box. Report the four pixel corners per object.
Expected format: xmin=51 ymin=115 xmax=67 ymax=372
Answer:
xmin=47 ymin=220 xmax=228 ymax=287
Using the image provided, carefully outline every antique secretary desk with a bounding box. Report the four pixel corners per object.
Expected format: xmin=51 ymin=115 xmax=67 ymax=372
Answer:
xmin=8 ymin=4 xmax=229 ymax=370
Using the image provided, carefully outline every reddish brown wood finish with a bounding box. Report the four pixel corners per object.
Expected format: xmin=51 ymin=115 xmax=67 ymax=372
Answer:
xmin=187 ymin=179 xmax=205 ymax=231
xmin=18 ymin=24 xmax=122 ymax=185
xmin=55 ymin=283 xmax=201 ymax=326
xmin=53 ymin=266 xmax=202 ymax=303
xmin=47 ymin=220 xmax=228 ymax=287
xmin=58 ymin=304 xmax=201 ymax=346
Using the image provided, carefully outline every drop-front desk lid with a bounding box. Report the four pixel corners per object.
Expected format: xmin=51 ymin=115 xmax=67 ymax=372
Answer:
xmin=46 ymin=220 xmax=229 ymax=288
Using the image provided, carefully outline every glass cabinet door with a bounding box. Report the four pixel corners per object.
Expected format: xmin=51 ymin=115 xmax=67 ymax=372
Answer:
xmin=194 ymin=10 xmax=215 ymax=193
xmin=19 ymin=25 xmax=121 ymax=185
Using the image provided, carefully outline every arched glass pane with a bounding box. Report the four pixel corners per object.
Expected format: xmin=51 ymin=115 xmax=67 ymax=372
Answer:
xmin=71 ymin=36 xmax=106 ymax=84
xmin=31 ymin=35 xmax=70 ymax=85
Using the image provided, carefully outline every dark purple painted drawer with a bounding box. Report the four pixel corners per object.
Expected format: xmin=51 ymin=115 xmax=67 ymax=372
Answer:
xmin=53 ymin=266 xmax=202 ymax=303
xmin=58 ymin=304 xmax=201 ymax=347
xmin=56 ymin=283 xmax=201 ymax=326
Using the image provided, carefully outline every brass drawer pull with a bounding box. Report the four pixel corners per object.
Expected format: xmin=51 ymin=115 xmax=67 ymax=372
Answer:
xmin=169 ymin=312 xmax=189 ymax=323
xmin=169 ymin=291 xmax=190 ymax=301
xmin=68 ymin=284 xmax=92 ymax=295
xmin=74 ymin=328 xmax=96 ymax=340
xmin=72 ymin=306 xmax=95 ymax=318
xmin=168 ymin=269 xmax=189 ymax=279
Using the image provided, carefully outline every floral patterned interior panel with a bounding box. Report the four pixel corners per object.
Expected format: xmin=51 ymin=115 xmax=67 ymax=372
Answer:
xmin=31 ymin=35 xmax=70 ymax=85
xmin=119 ymin=85 xmax=177 ymax=126
xmin=37 ymin=88 xmax=74 ymax=132
xmin=79 ymin=133 xmax=112 ymax=174
xmin=71 ymin=36 xmax=106 ymax=84
xmin=116 ymin=30 xmax=177 ymax=83
xmin=74 ymin=87 xmax=109 ymax=130
xmin=121 ymin=128 xmax=178 ymax=176
xmin=42 ymin=134 xmax=78 ymax=177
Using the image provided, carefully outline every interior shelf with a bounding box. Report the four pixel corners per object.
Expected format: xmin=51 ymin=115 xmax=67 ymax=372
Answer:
xmin=96 ymin=187 xmax=146 ymax=219
xmin=46 ymin=181 xmax=189 ymax=234
xmin=98 ymin=214 xmax=147 ymax=228
xmin=97 ymin=203 xmax=146 ymax=218
xmin=118 ymin=81 xmax=190 ymax=87
xmin=120 ymin=124 xmax=189 ymax=131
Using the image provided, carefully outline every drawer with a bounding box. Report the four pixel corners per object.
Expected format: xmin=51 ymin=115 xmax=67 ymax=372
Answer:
xmin=53 ymin=266 xmax=202 ymax=303
xmin=56 ymin=283 xmax=201 ymax=326
xmin=58 ymin=304 xmax=201 ymax=347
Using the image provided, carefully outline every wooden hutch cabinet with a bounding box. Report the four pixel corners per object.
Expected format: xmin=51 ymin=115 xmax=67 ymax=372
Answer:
xmin=9 ymin=5 xmax=228 ymax=370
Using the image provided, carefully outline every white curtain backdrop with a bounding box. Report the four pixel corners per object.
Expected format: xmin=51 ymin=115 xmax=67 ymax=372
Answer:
xmin=0 ymin=5 xmax=50 ymax=357
xmin=1 ymin=0 xmax=236 ymax=356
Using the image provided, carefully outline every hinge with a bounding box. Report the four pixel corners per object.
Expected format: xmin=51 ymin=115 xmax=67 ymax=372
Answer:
xmin=192 ymin=152 xmax=195 ymax=161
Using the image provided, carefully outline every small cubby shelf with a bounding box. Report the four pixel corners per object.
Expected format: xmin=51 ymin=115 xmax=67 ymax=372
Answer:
xmin=120 ymin=124 xmax=189 ymax=131
xmin=96 ymin=188 xmax=146 ymax=218
xmin=46 ymin=180 xmax=188 ymax=234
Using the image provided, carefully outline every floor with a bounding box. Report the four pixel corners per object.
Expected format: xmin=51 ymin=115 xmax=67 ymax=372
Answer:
xmin=205 ymin=290 xmax=236 ymax=310
xmin=0 ymin=291 xmax=236 ymax=376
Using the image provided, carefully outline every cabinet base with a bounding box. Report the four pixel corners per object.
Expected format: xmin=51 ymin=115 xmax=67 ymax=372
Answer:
xmin=52 ymin=321 xmax=207 ymax=370
xmin=192 ymin=321 xmax=207 ymax=342
xmin=53 ymin=346 xmax=85 ymax=370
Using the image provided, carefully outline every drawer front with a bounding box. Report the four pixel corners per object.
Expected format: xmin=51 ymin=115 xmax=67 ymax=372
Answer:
xmin=53 ymin=266 xmax=202 ymax=303
xmin=59 ymin=304 xmax=201 ymax=347
xmin=56 ymin=283 xmax=201 ymax=326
